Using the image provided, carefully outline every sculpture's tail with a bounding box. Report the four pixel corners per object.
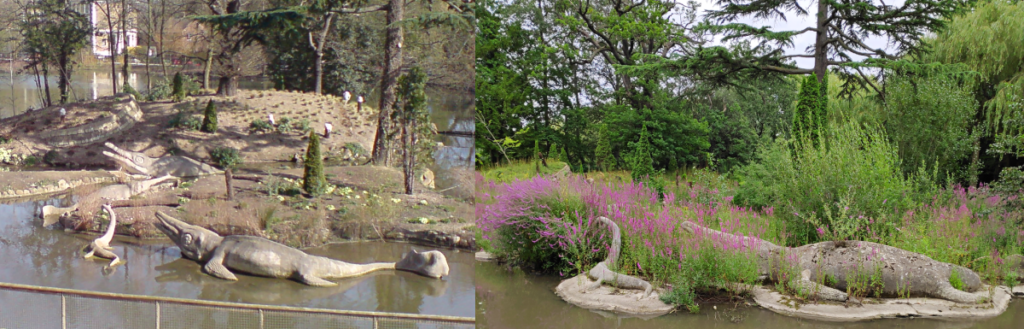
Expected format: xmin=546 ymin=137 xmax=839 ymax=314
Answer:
xmin=314 ymin=256 xmax=396 ymax=279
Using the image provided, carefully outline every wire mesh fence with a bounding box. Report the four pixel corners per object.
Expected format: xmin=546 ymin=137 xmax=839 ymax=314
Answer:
xmin=0 ymin=282 xmax=475 ymax=329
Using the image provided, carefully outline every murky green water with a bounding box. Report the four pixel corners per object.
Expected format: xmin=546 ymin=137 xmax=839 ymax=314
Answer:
xmin=0 ymin=196 xmax=474 ymax=317
xmin=476 ymin=261 xmax=1024 ymax=329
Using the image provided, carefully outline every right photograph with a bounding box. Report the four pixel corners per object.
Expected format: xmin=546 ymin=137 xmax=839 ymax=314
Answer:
xmin=474 ymin=0 xmax=1024 ymax=327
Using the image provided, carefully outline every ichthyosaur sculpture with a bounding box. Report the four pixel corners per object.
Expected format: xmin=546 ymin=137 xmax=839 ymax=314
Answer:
xmin=102 ymin=142 xmax=221 ymax=178
xmin=41 ymin=174 xmax=179 ymax=222
xmin=154 ymin=211 xmax=450 ymax=286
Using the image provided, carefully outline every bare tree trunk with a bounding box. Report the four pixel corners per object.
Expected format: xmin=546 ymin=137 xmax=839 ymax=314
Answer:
xmin=310 ymin=13 xmax=334 ymax=95
xmin=371 ymin=0 xmax=403 ymax=166
xmin=42 ymin=62 xmax=52 ymax=107
xmin=203 ymin=48 xmax=213 ymax=89
xmin=403 ymin=119 xmax=413 ymax=194
xmin=814 ymin=0 xmax=828 ymax=83
xmin=217 ymin=75 xmax=238 ymax=96
xmin=121 ymin=0 xmax=130 ymax=83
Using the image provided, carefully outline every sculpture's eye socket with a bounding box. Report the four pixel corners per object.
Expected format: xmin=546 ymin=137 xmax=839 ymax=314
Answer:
xmin=182 ymin=233 xmax=193 ymax=245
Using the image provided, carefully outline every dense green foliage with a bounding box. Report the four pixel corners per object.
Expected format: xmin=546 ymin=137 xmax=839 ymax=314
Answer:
xmin=18 ymin=0 xmax=90 ymax=106
xmin=172 ymin=73 xmax=185 ymax=102
xmin=201 ymin=100 xmax=218 ymax=133
xmin=478 ymin=0 xmax=1024 ymax=311
xmin=735 ymin=121 xmax=924 ymax=245
xmin=628 ymin=124 xmax=656 ymax=183
xmin=210 ymin=147 xmax=241 ymax=169
xmin=303 ymin=131 xmax=327 ymax=196
xmin=396 ymin=66 xmax=430 ymax=194
xmin=883 ymin=74 xmax=977 ymax=182
xmin=793 ymin=74 xmax=828 ymax=147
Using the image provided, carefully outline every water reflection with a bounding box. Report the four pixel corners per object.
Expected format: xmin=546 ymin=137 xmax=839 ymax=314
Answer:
xmin=0 ymin=196 xmax=473 ymax=317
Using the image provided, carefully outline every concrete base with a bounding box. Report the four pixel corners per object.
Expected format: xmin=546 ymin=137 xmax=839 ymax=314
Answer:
xmin=751 ymin=285 xmax=1014 ymax=321
xmin=554 ymin=275 xmax=674 ymax=317
xmin=475 ymin=251 xmax=496 ymax=261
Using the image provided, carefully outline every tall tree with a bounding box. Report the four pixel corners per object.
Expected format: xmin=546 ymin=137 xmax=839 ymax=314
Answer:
xmin=92 ymin=0 xmax=125 ymax=95
xmin=926 ymin=0 xmax=1024 ymax=183
xmin=19 ymin=0 xmax=91 ymax=105
xmin=702 ymin=0 xmax=963 ymax=94
xmin=396 ymin=66 xmax=428 ymax=194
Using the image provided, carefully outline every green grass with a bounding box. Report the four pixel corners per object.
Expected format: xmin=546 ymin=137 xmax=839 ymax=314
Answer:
xmin=479 ymin=159 xmax=569 ymax=182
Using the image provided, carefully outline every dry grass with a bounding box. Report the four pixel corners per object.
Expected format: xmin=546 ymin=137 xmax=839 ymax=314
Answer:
xmin=179 ymin=198 xmax=264 ymax=237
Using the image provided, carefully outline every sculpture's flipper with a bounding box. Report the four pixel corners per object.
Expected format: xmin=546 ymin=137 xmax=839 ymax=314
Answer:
xmin=298 ymin=274 xmax=338 ymax=287
xmin=203 ymin=261 xmax=238 ymax=281
xmin=203 ymin=250 xmax=239 ymax=281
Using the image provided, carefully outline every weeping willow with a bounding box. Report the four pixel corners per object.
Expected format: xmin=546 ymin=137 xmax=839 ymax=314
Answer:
xmin=928 ymin=0 xmax=1024 ymax=153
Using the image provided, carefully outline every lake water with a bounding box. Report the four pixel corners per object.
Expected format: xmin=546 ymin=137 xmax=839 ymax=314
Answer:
xmin=476 ymin=261 xmax=1024 ymax=329
xmin=0 ymin=196 xmax=475 ymax=317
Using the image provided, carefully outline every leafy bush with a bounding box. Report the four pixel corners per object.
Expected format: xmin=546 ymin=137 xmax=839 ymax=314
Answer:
xmin=169 ymin=110 xmax=202 ymax=131
xmin=122 ymin=82 xmax=143 ymax=101
xmin=734 ymin=121 xmax=918 ymax=245
xmin=146 ymin=80 xmax=172 ymax=101
xmin=297 ymin=119 xmax=312 ymax=133
xmin=277 ymin=117 xmax=293 ymax=134
xmin=209 ymin=146 xmax=240 ymax=169
xmin=201 ymin=100 xmax=218 ymax=133
xmin=249 ymin=119 xmax=273 ymax=133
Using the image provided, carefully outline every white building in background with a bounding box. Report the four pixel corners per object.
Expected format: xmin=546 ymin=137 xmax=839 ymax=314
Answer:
xmin=71 ymin=1 xmax=138 ymax=58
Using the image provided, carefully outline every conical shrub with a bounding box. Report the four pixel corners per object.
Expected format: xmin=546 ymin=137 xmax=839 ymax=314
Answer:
xmin=303 ymin=131 xmax=327 ymax=196
xmin=201 ymin=100 xmax=218 ymax=133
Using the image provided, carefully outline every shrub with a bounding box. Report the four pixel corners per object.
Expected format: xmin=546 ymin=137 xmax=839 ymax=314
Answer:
xmin=883 ymin=74 xmax=976 ymax=184
xmin=792 ymin=73 xmax=828 ymax=147
xmin=209 ymin=146 xmax=240 ymax=169
xmin=277 ymin=117 xmax=293 ymax=134
xmin=146 ymin=80 xmax=172 ymax=101
xmin=169 ymin=109 xmax=202 ymax=131
xmin=303 ymin=131 xmax=327 ymax=196
xmin=297 ymin=119 xmax=312 ymax=133
xmin=734 ymin=121 xmax=916 ymax=245
xmin=249 ymin=119 xmax=273 ymax=133
xmin=122 ymin=82 xmax=143 ymax=101
xmin=172 ymin=72 xmax=185 ymax=102
xmin=201 ymin=100 xmax=218 ymax=133
xmin=628 ymin=123 xmax=656 ymax=183
xmin=595 ymin=124 xmax=614 ymax=170
xmin=477 ymin=174 xmax=769 ymax=311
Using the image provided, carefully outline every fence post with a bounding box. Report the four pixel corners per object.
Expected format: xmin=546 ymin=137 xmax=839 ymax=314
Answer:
xmin=373 ymin=317 xmax=379 ymax=329
xmin=259 ymin=309 xmax=264 ymax=329
xmin=61 ymin=295 xmax=66 ymax=329
xmin=156 ymin=302 xmax=161 ymax=329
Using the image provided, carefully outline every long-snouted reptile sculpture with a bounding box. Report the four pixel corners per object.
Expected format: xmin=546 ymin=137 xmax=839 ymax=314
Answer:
xmin=103 ymin=142 xmax=221 ymax=178
xmin=154 ymin=211 xmax=450 ymax=286
xmin=81 ymin=204 xmax=123 ymax=268
xmin=42 ymin=174 xmax=179 ymax=221
xmin=586 ymin=217 xmax=988 ymax=304
xmin=679 ymin=220 xmax=988 ymax=304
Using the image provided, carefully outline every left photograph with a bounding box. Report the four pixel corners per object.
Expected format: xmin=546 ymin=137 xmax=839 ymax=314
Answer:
xmin=0 ymin=0 xmax=475 ymax=328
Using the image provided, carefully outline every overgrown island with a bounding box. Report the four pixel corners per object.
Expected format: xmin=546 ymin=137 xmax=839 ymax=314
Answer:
xmin=476 ymin=0 xmax=1024 ymax=321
